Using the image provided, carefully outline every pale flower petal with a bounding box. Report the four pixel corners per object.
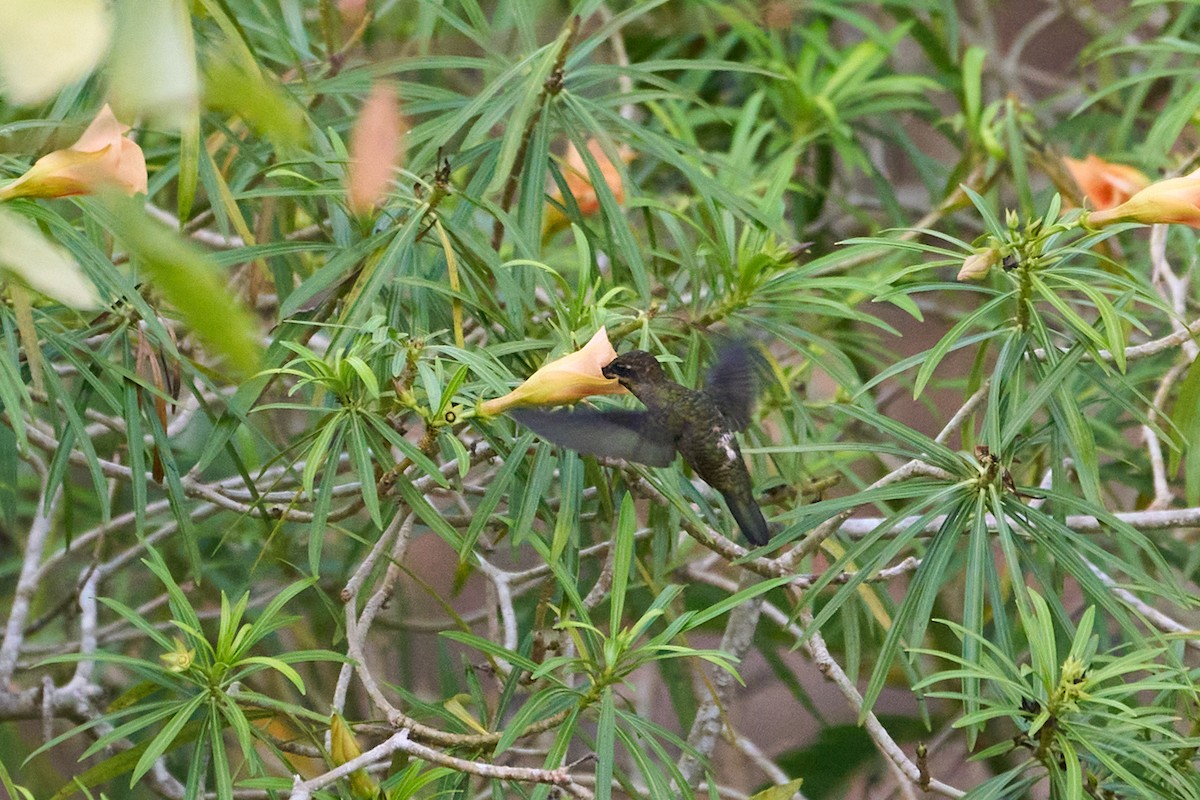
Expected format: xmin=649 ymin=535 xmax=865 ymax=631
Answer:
xmin=108 ymin=0 xmax=199 ymax=130
xmin=545 ymin=139 xmax=634 ymax=235
xmin=0 ymin=0 xmax=112 ymax=105
xmin=0 ymin=209 xmax=101 ymax=309
xmin=115 ymin=136 xmax=150 ymax=195
xmin=346 ymin=82 xmax=406 ymax=217
xmin=1064 ymin=154 xmax=1150 ymax=211
xmin=0 ymin=105 xmax=147 ymax=200
xmin=561 ymin=139 xmax=630 ymax=215
xmin=480 ymin=327 xmax=627 ymax=416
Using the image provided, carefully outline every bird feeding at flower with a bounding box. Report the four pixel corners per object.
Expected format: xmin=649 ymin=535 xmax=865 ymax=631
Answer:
xmin=510 ymin=343 xmax=772 ymax=547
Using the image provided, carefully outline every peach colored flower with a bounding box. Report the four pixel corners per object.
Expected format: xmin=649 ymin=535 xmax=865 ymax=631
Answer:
xmin=957 ymin=247 xmax=999 ymax=281
xmin=107 ymin=0 xmax=199 ymax=130
xmin=0 ymin=105 xmax=147 ymax=201
xmin=0 ymin=208 xmax=101 ymax=308
xmin=480 ymin=327 xmax=627 ymax=416
xmin=338 ymin=0 xmax=369 ymax=27
xmin=544 ymin=139 xmax=633 ymax=234
xmin=346 ymin=82 xmax=405 ymax=217
xmin=1063 ymin=154 xmax=1150 ymax=211
xmin=0 ymin=0 xmax=112 ymax=106
xmin=1088 ymin=167 xmax=1200 ymax=228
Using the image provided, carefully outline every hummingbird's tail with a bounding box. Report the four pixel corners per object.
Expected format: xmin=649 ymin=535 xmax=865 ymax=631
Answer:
xmin=724 ymin=492 xmax=770 ymax=546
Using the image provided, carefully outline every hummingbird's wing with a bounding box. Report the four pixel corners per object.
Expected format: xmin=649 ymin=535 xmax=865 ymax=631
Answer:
xmin=510 ymin=407 xmax=676 ymax=467
xmin=703 ymin=341 xmax=767 ymax=432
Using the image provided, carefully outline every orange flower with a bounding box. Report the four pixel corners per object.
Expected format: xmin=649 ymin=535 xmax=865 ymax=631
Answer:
xmin=1088 ymin=167 xmax=1200 ymax=229
xmin=346 ymin=82 xmax=405 ymax=217
xmin=0 ymin=105 xmax=147 ymax=201
xmin=1063 ymin=154 xmax=1150 ymax=211
xmin=480 ymin=327 xmax=627 ymax=416
xmin=544 ymin=138 xmax=633 ymax=234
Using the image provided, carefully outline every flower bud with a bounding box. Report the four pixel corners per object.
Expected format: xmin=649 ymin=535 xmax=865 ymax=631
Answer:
xmin=346 ymin=82 xmax=405 ymax=217
xmin=159 ymin=637 xmax=195 ymax=673
xmin=330 ymin=714 xmax=380 ymax=800
xmin=957 ymin=247 xmax=999 ymax=281
xmin=1087 ymin=167 xmax=1200 ymax=228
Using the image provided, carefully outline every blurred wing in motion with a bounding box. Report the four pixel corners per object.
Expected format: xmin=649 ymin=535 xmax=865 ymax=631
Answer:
xmin=510 ymin=407 xmax=676 ymax=467
xmin=703 ymin=341 xmax=767 ymax=431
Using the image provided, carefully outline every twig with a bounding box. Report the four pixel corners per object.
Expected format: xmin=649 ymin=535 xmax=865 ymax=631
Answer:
xmin=476 ymin=555 xmax=519 ymax=676
xmin=687 ymin=569 xmax=966 ymax=799
xmin=728 ymin=729 xmax=800 ymax=793
xmin=835 ymin=504 xmax=1200 ymax=538
xmin=1144 ymin=361 xmax=1187 ymax=510
xmin=0 ymin=481 xmax=61 ymax=685
xmin=1030 ymin=315 xmax=1200 ymax=362
xmin=334 ymin=512 xmax=416 ymax=716
xmin=1084 ymin=559 xmax=1200 ymax=651
xmin=289 ymin=728 xmax=594 ymax=799
xmin=675 ymin=569 xmax=765 ymax=790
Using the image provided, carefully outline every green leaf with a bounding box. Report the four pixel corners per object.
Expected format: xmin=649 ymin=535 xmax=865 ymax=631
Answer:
xmin=177 ymin=113 xmax=200 ymax=222
xmin=236 ymin=656 xmax=305 ymax=692
xmin=103 ymin=195 xmax=262 ymax=376
xmin=1172 ymin=353 xmax=1200 ymax=505
xmin=203 ymin=48 xmax=304 ymax=149
xmin=348 ymin=413 xmax=383 ymax=528
xmin=595 ymin=688 xmax=616 ymax=800
xmin=131 ymin=693 xmax=206 ymax=786
xmin=955 ymin=45 xmax=984 ymax=130
xmin=609 ymin=493 xmax=637 ymax=634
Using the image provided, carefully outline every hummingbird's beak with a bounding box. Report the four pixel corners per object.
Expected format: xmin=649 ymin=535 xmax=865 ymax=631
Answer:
xmin=601 ymin=359 xmax=618 ymax=380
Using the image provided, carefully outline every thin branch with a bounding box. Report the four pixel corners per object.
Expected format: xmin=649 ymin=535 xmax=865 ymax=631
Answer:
xmin=687 ymin=569 xmax=966 ymax=799
xmin=835 ymin=504 xmax=1200 ymax=538
xmin=0 ymin=481 xmax=61 ymax=685
xmin=675 ymin=569 xmax=765 ymax=790
xmin=1084 ymin=559 xmax=1200 ymax=651
xmin=1031 ymin=315 xmax=1200 ymax=362
xmin=289 ymin=729 xmax=593 ymax=800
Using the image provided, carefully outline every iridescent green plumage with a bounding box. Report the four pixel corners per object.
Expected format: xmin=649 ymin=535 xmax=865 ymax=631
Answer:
xmin=511 ymin=345 xmax=770 ymax=546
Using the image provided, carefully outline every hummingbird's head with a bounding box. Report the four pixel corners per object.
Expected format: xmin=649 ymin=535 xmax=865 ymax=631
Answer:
xmin=602 ymin=350 xmax=665 ymax=391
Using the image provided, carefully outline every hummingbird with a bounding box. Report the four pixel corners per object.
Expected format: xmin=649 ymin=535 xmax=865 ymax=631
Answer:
xmin=510 ymin=344 xmax=770 ymax=546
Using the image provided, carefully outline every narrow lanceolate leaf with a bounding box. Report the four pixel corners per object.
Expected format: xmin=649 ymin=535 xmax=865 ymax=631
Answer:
xmin=595 ymin=688 xmax=617 ymax=800
xmin=130 ymin=693 xmax=205 ymax=785
xmin=1172 ymin=354 xmax=1200 ymax=505
xmin=609 ymin=493 xmax=637 ymax=634
xmin=104 ymin=195 xmax=263 ymax=376
xmin=347 ymin=413 xmax=382 ymax=528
